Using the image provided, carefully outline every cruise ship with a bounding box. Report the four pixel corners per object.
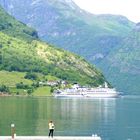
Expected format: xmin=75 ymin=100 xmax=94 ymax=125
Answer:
xmin=53 ymin=83 xmax=119 ymax=98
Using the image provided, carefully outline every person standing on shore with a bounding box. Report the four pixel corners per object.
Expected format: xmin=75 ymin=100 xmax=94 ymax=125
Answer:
xmin=48 ymin=120 xmax=55 ymax=138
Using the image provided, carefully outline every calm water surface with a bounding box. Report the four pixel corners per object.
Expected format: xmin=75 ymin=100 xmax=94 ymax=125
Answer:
xmin=0 ymin=96 xmax=140 ymax=140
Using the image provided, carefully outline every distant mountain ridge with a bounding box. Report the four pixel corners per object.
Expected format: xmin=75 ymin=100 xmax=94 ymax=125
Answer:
xmin=0 ymin=0 xmax=139 ymax=94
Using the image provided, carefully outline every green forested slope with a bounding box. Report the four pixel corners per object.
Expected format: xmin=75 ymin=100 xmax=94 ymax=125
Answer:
xmin=0 ymin=6 xmax=38 ymax=41
xmin=0 ymin=31 xmax=105 ymax=86
xmin=0 ymin=6 xmax=106 ymax=95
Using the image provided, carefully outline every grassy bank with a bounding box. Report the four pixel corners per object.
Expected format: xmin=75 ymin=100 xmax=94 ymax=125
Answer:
xmin=0 ymin=70 xmax=54 ymax=96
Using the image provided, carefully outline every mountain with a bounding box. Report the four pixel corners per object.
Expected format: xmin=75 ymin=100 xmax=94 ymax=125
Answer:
xmin=0 ymin=0 xmax=139 ymax=94
xmin=0 ymin=5 xmax=106 ymax=90
xmin=98 ymin=23 xmax=140 ymax=94
xmin=0 ymin=0 xmax=134 ymax=59
xmin=0 ymin=3 xmax=38 ymax=41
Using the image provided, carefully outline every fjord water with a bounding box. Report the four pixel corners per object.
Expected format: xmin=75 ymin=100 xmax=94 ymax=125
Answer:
xmin=0 ymin=96 xmax=140 ymax=140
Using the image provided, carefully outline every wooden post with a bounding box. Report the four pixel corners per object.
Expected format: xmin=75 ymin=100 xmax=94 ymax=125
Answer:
xmin=11 ymin=123 xmax=15 ymax=139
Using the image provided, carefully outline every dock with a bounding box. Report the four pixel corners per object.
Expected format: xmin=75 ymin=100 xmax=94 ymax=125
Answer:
xmin=0 ymin=136 xmax=101 ymax=140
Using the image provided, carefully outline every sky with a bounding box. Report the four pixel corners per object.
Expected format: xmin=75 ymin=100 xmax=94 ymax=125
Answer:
xmin=73 ymin=0 xmax=140 ymax=23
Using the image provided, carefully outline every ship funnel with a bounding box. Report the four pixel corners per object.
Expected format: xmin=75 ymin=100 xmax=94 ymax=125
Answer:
xmin=105 ymin=82 xmax=108 ymax=88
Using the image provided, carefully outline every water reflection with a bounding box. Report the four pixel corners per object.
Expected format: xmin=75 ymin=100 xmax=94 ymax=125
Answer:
xmin=52 ymin=98 xmax=116 ymax=136
xmin=0 ymin=97 xmax=117 ymax=136
xmin=0 ymin=97 xmax=39 ymax=135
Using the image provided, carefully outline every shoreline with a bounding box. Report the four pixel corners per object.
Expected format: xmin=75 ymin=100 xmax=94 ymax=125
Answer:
xmin=0 ymin=136 xmax=101 ymax=140
xmin=0 ymin=93 xmax=11 ymax=96
xmin=0 ymin=93 xmax=53 ymax=97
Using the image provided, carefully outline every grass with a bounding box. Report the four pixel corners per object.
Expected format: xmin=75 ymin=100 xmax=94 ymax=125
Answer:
xmin=0 ymin=70 xmax=53 ymax=96
xmin=9 ymin=87 xmax=27 ymax=95
xmin=0 ymin=70 xmax=32 ymax=86
xmin=32 ymin=86 xmax=52 ymax=96
xmin=0 ymin=70 xmax=54 ymax=96
xmin=46 ymin=75 xmax=59 ymax=81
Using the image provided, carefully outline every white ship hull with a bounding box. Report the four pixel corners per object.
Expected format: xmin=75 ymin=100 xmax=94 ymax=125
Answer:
xmin=54 ymin=93 xmax=118 ymax=98
xmin=83 ymin=88 xmax=119 ymax=98
xmin=54 ymin=90 xmax=85 ymax=98
xmin=54 ymin=90 xmax=119 ymax=98
xmin=54 ymin=94 xmax=84 ymax=98
xmin=85 ymin=93 xmax=118 ymax=98
xmin=54 ymin=82 xmax=119 ymax=98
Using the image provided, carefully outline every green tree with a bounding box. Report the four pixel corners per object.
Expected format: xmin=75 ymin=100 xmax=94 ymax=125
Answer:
xmin=27 ymin=88 xmax=34 ymax=95
xmin=24 ymin=72 xmax=38 ymax=80
xmin=0 ymin=85 xmax=9 ymax=93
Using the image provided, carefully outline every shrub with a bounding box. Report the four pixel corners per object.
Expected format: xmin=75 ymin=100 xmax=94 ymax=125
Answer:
xmin=24 ymin=72 xmax=38 ymax=80
xmin=0 ymin=85 xmax=9 ymax=93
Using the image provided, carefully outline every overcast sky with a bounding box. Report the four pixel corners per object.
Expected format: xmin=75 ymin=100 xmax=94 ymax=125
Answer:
xmin=73 ymin=0 xmax=140 ymax=23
